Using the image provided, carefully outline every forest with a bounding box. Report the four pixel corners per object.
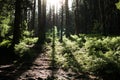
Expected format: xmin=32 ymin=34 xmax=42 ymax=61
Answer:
xmin=0 ymin=0 xmax=120 ymax=80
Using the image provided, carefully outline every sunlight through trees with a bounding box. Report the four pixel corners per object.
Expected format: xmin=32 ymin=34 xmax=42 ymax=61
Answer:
xmin=0 ymin=0 xmax=120 ymax=79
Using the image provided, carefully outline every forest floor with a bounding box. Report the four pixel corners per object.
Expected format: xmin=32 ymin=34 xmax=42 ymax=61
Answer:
xmin=0 ymin=48 xmax=99 ymax=80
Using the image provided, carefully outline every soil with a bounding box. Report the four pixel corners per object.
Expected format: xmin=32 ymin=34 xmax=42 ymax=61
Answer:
xmin=0 ymin=51 xmax=99 ymax=80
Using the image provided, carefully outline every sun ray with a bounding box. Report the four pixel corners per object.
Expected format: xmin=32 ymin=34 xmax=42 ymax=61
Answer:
xmin=47 ymin=0 xmax=73 ymax=12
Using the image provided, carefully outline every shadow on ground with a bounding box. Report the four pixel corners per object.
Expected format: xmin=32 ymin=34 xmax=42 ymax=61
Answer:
xmin=0 ymin=45 xmax=53 ymax=80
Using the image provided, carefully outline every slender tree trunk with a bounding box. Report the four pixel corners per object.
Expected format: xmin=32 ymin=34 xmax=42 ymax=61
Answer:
xmin=52 ymin=5 xmax=55 ymax=27
xmin=32 ymin=0 xmax=36 ymax=31
xmin=60 ymin=3 xmax=63 ymax=42
xmin=98 ymin=0 xmax=104 ymax=34
xmin=49 ymin=5 xmax=52 ymax=29
xmin=75 ymin=0 xmax=79 ymax=34
xmin=51 ymin=5 xmax=55 ymax=78
xmin=33 ymin=0 xmax=38 ymax=36
xmin=38 ymin=0 xmax=41 ymax=35
xmin=65 ymin=0 xmax=70 ymax=37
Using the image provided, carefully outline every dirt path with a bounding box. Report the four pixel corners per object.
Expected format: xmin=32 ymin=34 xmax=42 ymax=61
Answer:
xmin=0 ymin=51 xmax=98 ymax=80
xmin=0 ymin=52 xmax=53 ymax=80
xmin=17 ymin=53 xmax=53 ymax=80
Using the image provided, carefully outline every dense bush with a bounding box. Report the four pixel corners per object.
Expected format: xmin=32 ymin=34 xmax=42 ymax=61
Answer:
xmin=0 ymin=15 xmax=12 ymax=38
xmin=47 ymin=34 xmax=120 ymax=79
xmin=15 ymin=31 xmax=38 ymax=58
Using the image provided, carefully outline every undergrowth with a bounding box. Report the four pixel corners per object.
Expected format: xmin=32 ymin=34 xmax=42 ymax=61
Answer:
xmin=46 ymin=34 xmax=120 ymax=79
xmin=14 ymin=30 xmax=38 ymax=60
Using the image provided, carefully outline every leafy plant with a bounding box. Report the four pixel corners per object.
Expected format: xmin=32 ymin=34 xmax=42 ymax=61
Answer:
xmin=15 ymin=30 xmax=38 ymax=58
xmin=0 ymin=39 xmax=11 ymax=47
xmin=46 ymin=33 xmax=120 ymax=79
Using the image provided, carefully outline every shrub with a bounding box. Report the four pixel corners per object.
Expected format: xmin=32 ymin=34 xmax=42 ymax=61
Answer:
xmin=0 ymin=39 xmax=11 ymax=48
xmin=47 ymin=34 xmax=120 ymax=79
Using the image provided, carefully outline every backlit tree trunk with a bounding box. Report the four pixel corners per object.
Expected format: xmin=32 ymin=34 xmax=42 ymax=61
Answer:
xmin=75 ymin=0 xmax=79 ymax=34
xmin=12 ymin=0 xmax=22 ymax=48
xmin=37 ymin=0 xmax=46 ymax=44
xmin=60 ymin=2 xmax=64 ymax=42
xmin=65 ymin=0 xmax=70 ymax=37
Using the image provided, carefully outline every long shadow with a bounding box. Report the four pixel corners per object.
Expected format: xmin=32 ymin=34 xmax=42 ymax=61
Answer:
xmin=0 ymin=43 xmax=46 ymax=80
xmin=60 ymin=40 xmax=97 ymax=80
xmin=51 ymin=26 xmax=56 ymax=79
xmin=0 ymin=47 xmax=18 ymax=65
xmin=62 ymin=51 xmax=91 ymax=79
xmin=0 ymin=46 xmax=19 ymax=79
xmin=93 ymin=53 xmax=120 ymax=80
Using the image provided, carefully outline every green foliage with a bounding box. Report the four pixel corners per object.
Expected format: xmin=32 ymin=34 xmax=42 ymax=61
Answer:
xmin=22 ymin=38 xmax=38 ymax=45
xmin=47 ymin=34 xmax=120 ymax=77
xmin=70 ymin=34 xmax=85 ymax=47
xmin=15 ymin=42 xmax=29 ymax=56
xmin=1 ymin=16 xmax=10 ymax=24
xmin=23 ymin=31 xmax=32 ymax=37
xmin=0 ymin=24 xmax=10 ymax=37
xmin=0 ymin=39 xmax=11 ymax=47
xmin=23 ymin=30 xmax=34 ymax=37
xmin=15 ymin=30 xmax=38 ymax=58
xmin=116 ymin=1 xmax=120 ymax=10
xmin=14 ymin=41 xmax=37 ymax=61
xmin=0 ymin=15 xmax=11 ymax=37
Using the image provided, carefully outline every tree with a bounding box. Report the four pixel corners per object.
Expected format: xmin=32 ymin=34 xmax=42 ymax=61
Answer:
xmin=74 ymin=0 xmax=79 ymax=34
xmin=65 ymin=0 xmax=70 ymax=37
xmin=60 ymin=1 xmax=64 ymax=42
xmin=37 ymin=0 xmax=46 ymax=45
xmin=11 ymin=0 xmax=22 ymax=48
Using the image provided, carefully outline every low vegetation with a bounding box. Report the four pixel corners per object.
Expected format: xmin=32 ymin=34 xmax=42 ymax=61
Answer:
xmin=46 ymin=34 xmax=120 ymax=79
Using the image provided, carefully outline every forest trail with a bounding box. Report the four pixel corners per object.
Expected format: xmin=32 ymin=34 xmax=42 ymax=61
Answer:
xmin=16 ymin=52 xmax=53 ymax=80
xmin=0 ymin=50 xmax=98 ymax=80
xmin=0 ymin=51 xmax=53 ymax=80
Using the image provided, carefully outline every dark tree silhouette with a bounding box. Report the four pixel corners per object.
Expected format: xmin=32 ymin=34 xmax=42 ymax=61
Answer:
xmin=12 ymin=0 xmax=22 ymax=48
xmin=37 ymin=0 xmax=46 ymax=45
xmin=65 ymin=0 xmax=70 ymax=37
xmin=60 ymin=1 xmax=64 ymax=42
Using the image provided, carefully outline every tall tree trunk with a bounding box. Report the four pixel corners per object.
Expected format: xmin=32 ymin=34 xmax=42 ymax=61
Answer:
xmin=37 ymin=0 xmax=46 ymax=44
xmin=98 ymin=0 xmax=104 ymax=34
xmin=65 ymin=0 xmax=70 ymax=37
xmin=11 ymin=0 xmax=22 ymax=48
xmin=33 ymin=0 xmax=39 ymax=36
xmin=60 ymin=2 xmax=64 ymax=42
xmin=75 ymin=0 xmax=79 ymax=34
xmin=49 ymin=5 xmax=52 ymax=30
xmin=52 ymin=5 xmax=55 ymax=27
xmin=32 ymin=0 xmax=36 ymax=31
xmin=38 ymin=0 xmax=41 ymax=36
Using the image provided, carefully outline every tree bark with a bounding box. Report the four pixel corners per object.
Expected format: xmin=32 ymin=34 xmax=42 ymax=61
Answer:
xmin=60 ymin=2 xmax=64 ymax=42
xmin=37 ymin=0 xmax=46 ymax=44
xmin=65 ymin=0 xmax=70 ymax=37
xmin=12 ymin=0 xmax=22 ymax=48
xmin=32 ymin=0 xmax=36 ymax=31
xmin=75 ymin=0 xmax=79 ymax=34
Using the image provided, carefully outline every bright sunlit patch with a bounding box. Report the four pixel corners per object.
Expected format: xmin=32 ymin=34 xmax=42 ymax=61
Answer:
xmin=47 ymin=0 xmax=62 ymax=13
xmin=47 ymin=0 xmax=73 ymax=12
xmin=47 ymin=0 xmax=60 ymax=6
xmin=47 ymin=0 xmax=61 ymax=7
